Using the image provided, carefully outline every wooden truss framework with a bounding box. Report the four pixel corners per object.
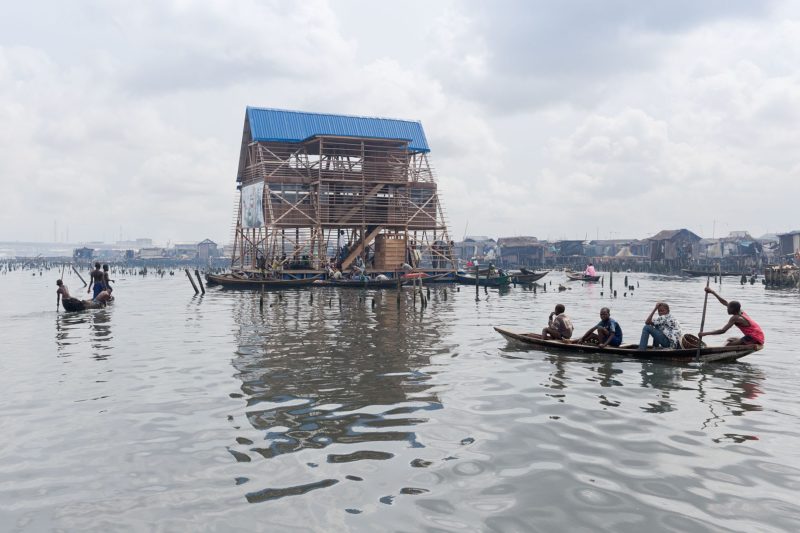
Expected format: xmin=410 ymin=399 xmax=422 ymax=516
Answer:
xmin=230 ymin=134 xmax=455 ymax=272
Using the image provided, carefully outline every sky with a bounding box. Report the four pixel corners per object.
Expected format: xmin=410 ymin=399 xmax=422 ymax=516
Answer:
xmin=1 ymin=0 xmax=799 ymax=245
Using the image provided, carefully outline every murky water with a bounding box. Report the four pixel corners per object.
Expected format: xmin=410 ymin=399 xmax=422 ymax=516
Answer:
xmin=1 ymin=268 xmax=799 ymax=531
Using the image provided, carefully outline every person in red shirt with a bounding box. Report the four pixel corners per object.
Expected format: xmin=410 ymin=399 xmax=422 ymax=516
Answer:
xmin=699 ymin=287 xmax=764 ymax=346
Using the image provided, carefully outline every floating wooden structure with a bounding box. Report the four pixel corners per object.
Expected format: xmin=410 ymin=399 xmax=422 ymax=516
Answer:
xmin=228 ymin=107 xmax=456 ymax=278
xmin=764 ymin=265 xmax=800 ymax=288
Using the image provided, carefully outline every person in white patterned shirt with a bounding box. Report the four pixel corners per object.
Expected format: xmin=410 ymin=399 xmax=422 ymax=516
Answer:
xmin=638 ymin=302 xmax=683 ymax=350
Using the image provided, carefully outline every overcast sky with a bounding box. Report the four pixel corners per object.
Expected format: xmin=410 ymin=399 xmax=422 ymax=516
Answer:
xmin=2 ymin=0 xmax=798 ymax=245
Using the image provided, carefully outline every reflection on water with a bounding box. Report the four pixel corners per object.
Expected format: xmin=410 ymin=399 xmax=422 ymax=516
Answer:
xmin=228 ymin=288 xmax=452 ymax=502
xmin=55 ymin=308 xmax=114 ymax=360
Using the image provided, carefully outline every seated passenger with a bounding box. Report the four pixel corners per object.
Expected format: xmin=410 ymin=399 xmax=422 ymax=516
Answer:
xmin=579 ymin=307 xmax=623 ymax=347
xmin=639 ymin=302 xmax=682 ymax=350
xmin=542 ymin=304 xmax=573 ymax=340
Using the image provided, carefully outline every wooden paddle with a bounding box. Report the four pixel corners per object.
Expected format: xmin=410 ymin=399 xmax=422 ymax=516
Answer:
xmin=696 ymin=272 xmax=712 ymax=359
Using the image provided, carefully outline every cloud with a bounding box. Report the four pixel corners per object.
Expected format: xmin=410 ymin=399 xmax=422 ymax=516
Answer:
xmin=0 ymin=0 xmax=798 ymax=246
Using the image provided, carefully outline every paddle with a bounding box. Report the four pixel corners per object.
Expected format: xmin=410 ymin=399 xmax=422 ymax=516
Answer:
xmin=696 ymin=272 xmax=711 ymax=359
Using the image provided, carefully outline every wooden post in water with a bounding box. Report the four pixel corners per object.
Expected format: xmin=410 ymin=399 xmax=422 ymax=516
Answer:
xmin=609 ymin=271 xmax=613 ymax=295
xmin=185 ymin=268 xmax=199 ymax=294
xmin=71 ymin=265 xmax=87 ymax=287
xmin=395 ymin=270 xmax=401 ymax=306
xmin=475 ymin=264 xmax=480 ymax=300
xmin=194 ymin=269 xmax=205 ymax=294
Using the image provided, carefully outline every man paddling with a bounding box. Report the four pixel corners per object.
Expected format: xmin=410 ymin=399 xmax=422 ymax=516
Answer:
xmin=699 ymin=287 xmax=765 ymax=346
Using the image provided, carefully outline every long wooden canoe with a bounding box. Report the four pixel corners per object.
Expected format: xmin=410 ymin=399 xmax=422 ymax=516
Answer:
xmin=681 ymin=269 xmax=745 ymax=277
xmin=456 ymin=273 xmax=511 ymax=287
xmin=511 ymin=270 xmax=548 ymax=284
xmin=494 ymin=327 xmax=761 ymax=363
xmin=206 ymin=273 xmax=323 ymax=289
xmin=566 ymin=272 xmax=601 ymax=282
xmin=62 ymin=297 xmax=109 ymax=312
xmin=325 ymin=278 xmax=406 ymax=289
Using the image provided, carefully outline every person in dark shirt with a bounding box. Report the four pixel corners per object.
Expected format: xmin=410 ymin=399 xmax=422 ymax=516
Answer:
xmin=579 ymin=307 xmax=623 ymax=347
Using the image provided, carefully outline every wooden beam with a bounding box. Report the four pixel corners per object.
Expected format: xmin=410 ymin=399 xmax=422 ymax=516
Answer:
xmin=341 ymin=225 xmax=384 ymax=269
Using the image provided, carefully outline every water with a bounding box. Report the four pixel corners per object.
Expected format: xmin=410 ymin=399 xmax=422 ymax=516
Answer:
xmin=1 ymin=269 xmax=799 ymax=531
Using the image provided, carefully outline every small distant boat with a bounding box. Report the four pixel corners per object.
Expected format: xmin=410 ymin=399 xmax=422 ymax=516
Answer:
xmin=566 ymin=272 xmax=601 ymax=282
xmin=455 ymin=273 xmax=511 ymax=287
xmin=494 ymin=328 xmax=762 ymax=363
xmin=206 ymin=272 xmax=323 ymax=289
xmin=681 ymin=269 xmax=744 ymax=277
xmin=511 ymin=269 xmax=548 ymax=284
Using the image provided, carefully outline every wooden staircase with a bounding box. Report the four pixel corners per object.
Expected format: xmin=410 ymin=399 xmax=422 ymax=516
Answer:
xmin=341 ymin=225 xmax=383 ymax=269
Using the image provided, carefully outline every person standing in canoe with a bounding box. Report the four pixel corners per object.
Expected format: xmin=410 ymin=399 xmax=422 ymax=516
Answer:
xmin=87 ymin=262 xmax=105 ymax=299
xmin=542 ymin=304 xmax=574 ymax=340
xmin=579 ymin=307 xmax=623 ymax=347
xmin=102 ymin=264 xmax=114 ymax=294
xmin=638 ymin=302 xmax=683 ymax=350
xmin=699 ymin=288 xmax=765 ymax=346
xmin=584 ymin=263 xmax=596 ymax=277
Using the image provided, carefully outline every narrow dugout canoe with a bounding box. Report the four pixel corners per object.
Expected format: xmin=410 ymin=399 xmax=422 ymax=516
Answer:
xmin=205 ymin=273 xmax=323 ymax=289
xmin=494 ymin=327 xmax=762 ymax=363
xmin=511 ymin=270 xmax=548 ymax=284
xmin=325 ymin=278 xmax=406 ymax=289
xmin=565 ymin=272 xmax=601 ymax=282
xmin=61 ymin=297 xmax=110 ymax=312
xmin=455 ymin=273 xmax=512 ymax=287
xmin=681 ymin=269 xmax=745 ymax=277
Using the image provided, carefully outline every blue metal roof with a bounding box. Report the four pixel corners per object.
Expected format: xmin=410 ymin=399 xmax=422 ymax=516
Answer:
xmin=246 ymin=107 xmax=430 ymax=153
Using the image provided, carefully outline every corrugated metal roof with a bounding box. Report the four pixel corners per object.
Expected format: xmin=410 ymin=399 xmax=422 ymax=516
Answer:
xmin=246 ymin=107 xmax=430 ymax=152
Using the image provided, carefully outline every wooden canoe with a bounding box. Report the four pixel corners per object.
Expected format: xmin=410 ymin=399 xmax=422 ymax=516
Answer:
xmin=206 ymin=273 xmax=323 ymax=289
xmin=566 ymin=272 xmax=601 ymax=282
xmin=494 ymin=327 xmax=762 ymax=363
xmin=325 ymin=278 xmax=406 ymax=289
xmin=456 ymin=273 xmax=511 ymax=287
xmin=511 ymin=270 xmax=548 ymax=284
xmin=681 ymin=269 xmax=745 ymax=277
xmin=62 ymin=297 xmax=109 ymax=312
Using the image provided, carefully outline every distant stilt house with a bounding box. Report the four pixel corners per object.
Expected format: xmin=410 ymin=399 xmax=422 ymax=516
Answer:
xmin=699 ymin=232 xmax=763 ymax=270
xmin=557 ymin=240 xmax=586 ymax=257
xmin=197 ymin=239 xmax=218 ymax=263
xmin=230 ymin=107 xmax=454 ymax=273
xmin=778 ymin=230 xmax=800 ymax=261
xmin=453 ymin=236 xmax=498 ymax=265
xmin=646 ymin=229 xmax=701 ymax=269
xmin=73 ymin=247 xmax=93 ymax=261
xmin=497 ymin=236 xmax=542 ymax=267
